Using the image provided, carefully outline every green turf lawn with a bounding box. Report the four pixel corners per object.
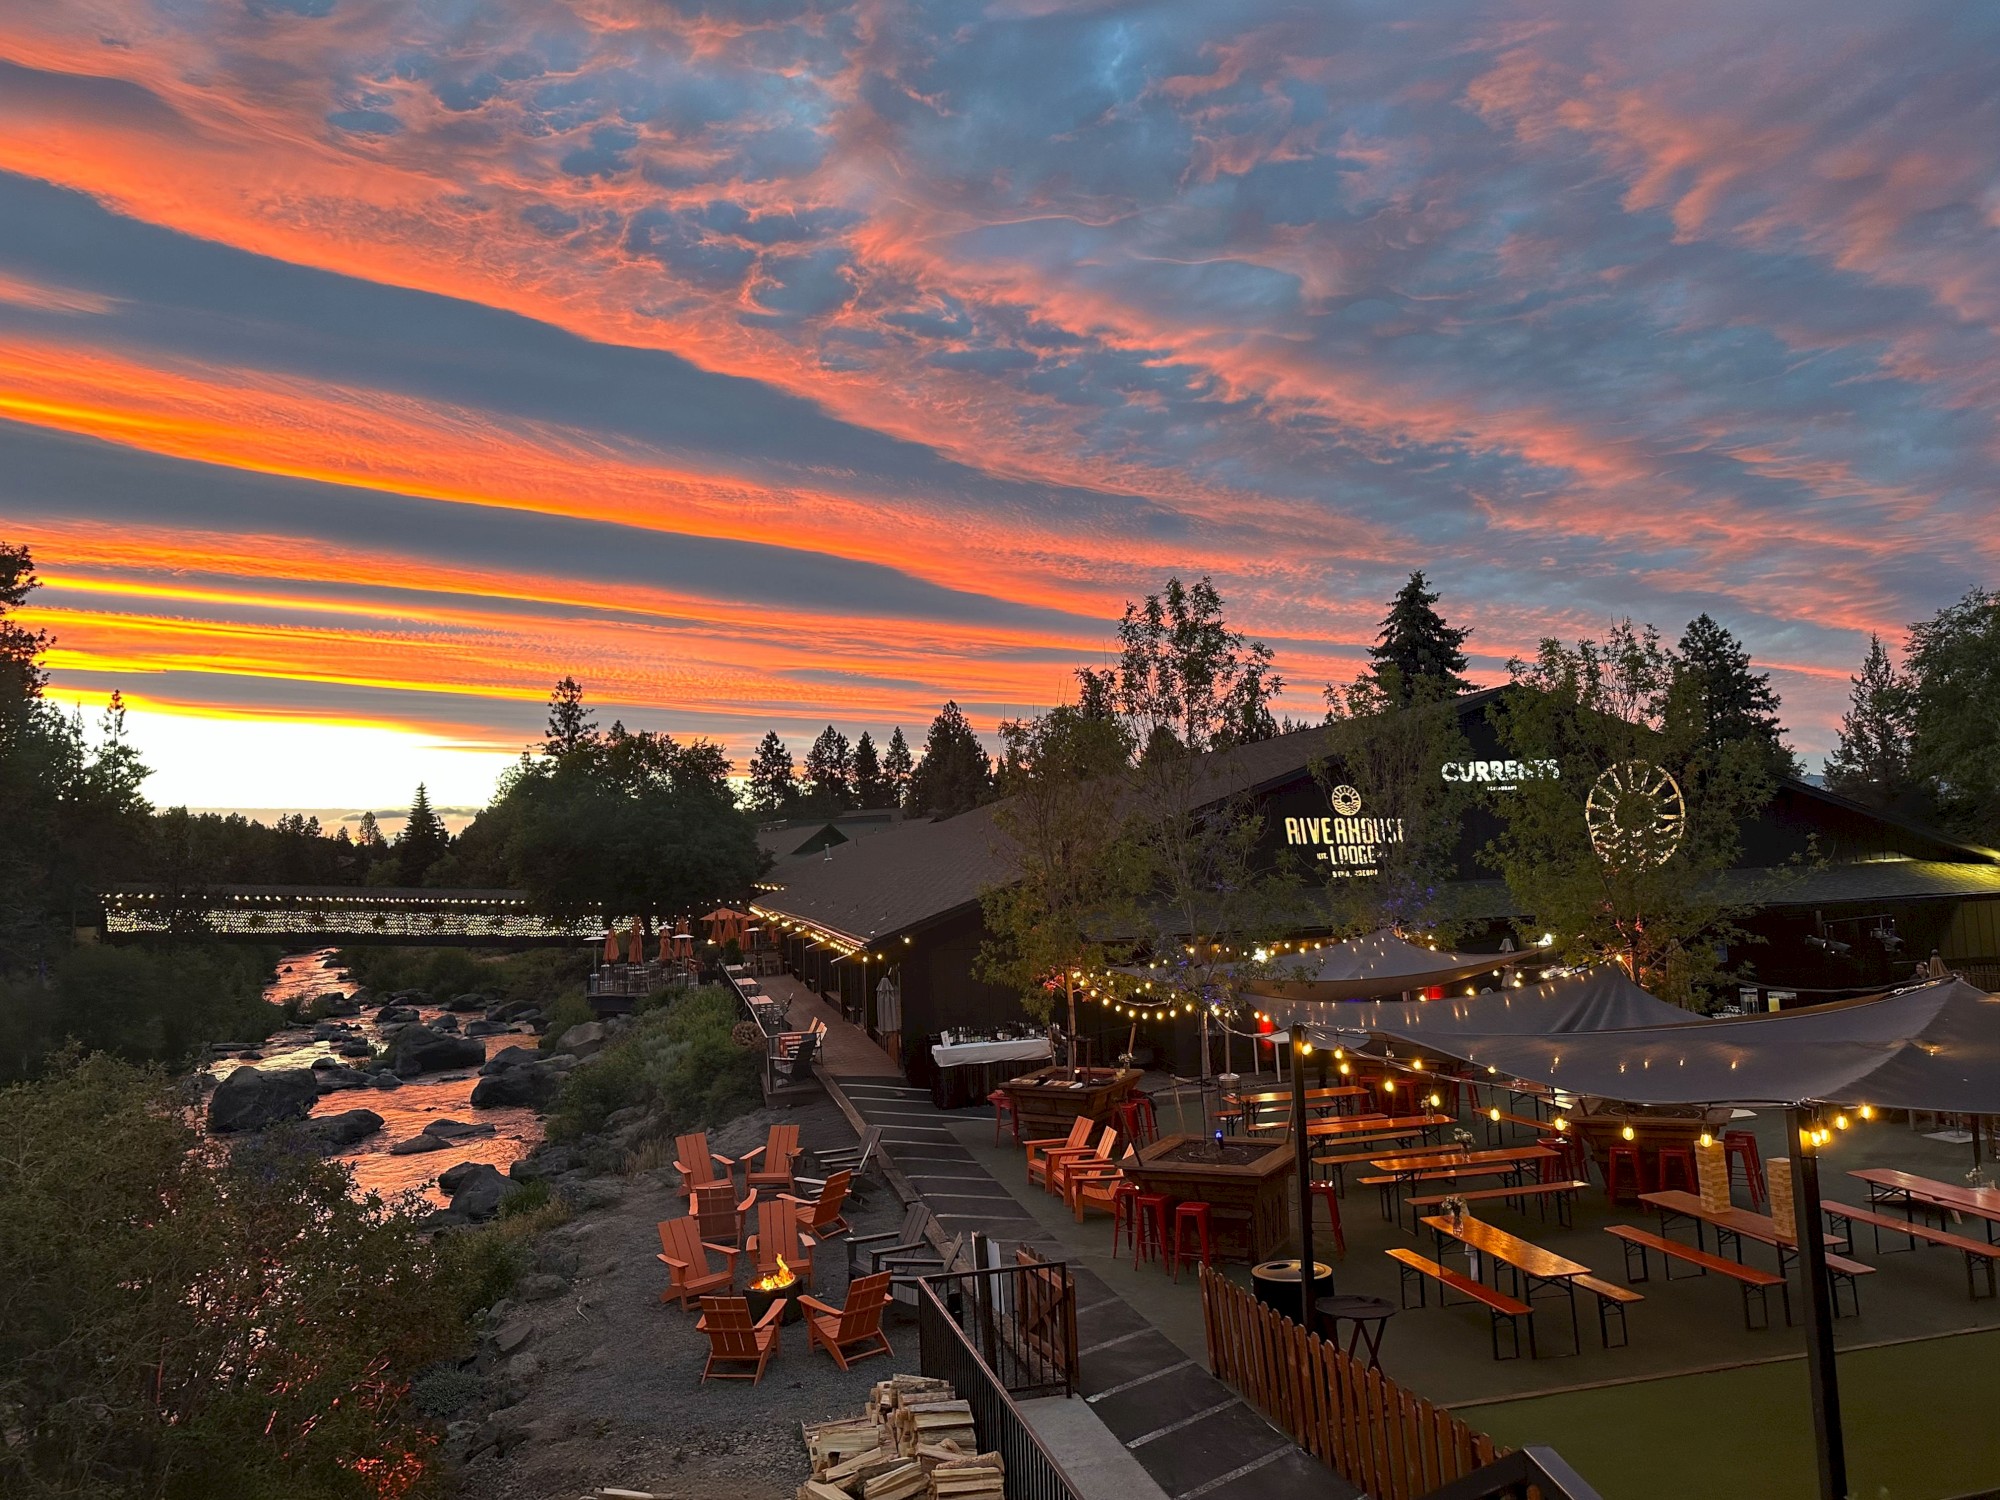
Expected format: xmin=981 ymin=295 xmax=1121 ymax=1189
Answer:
xmin=1469 ymin=1331 xmax=2000 ymax=1500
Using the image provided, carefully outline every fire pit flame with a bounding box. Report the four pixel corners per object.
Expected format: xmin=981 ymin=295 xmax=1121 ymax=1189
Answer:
xmin=750 ymin=1254 xmax=795 ymax=1293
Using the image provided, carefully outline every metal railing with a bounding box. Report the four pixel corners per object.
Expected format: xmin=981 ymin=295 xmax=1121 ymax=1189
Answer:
xmin=1419 ymin=1447 xmax=1605 ymax=1500
xmin=916 ymin=1276 xmax=1082 ymax=1500
xmin=919 ymin=1261 xmax=1077 ymax=1399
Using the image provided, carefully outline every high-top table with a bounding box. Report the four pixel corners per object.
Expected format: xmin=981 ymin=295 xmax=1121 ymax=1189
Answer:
xmin=1420 ymin=1213 xmax=1590 ymax=1354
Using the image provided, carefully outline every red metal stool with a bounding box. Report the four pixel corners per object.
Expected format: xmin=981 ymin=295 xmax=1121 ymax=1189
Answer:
xmin=988 ymin=1089 xmax=1019 ymax=1145
xmin=1535 ymin=1137 xmax=1571 ymax=1183
xmin=1171 ymin=1201 xmax=1213 ymax=1281
xmin=1723 ymin=1130 xmax=1767 ymax=1209
xmin=1656 ymin=1146 xmax=1698 ymax=1193
xmin=1134 ymin=1193 xmax=1172 ymax=1269
xmin=1118 ymin=1095 xmax=1161 ymax=1151
xmin=1604 ymin=1145 xmax=1647 ymax=1204
xmin=1109 ymin=1182 xmax=1141 ymax=1258
xmin=1308 ymin=1180 xmax=1347 ymax=1255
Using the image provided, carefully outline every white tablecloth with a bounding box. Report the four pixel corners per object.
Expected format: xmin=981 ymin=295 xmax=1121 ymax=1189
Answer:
xmin=931 ymin=1037 xmax=1053 ymax=1068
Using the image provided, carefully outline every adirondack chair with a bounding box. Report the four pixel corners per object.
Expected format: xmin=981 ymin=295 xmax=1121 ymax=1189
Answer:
xmin=881 ymin=1232 xmax=966 ymax=1306
xmin=696 ymin=1295 xmax=785 ymax=1383
xmin=799 ymin=1271 xmax=894 ymax=1370
xmin=781 ymin=1170 xmax=852 ymax=1239
xmin=1024 ymin=1117 xmax=1093 ymax=1190
xmin=743 ymin=1124 xmax=802 ymax=1192
xmin=848 ymin=1201 xmax=932 ymax=1279
xmin=801 ymin=1126 xmax=880 ymax=1196
xmin=1069 ymin=1158 xmax=1132 ymax=1221
xmin=692 ymin=1180 xmax=757 ymax=1247
xmin=656 ymin=1215 xmax=740 ymax=1310
xmin=673 ymin=1132 xmax=735 ymax=1199
xmin=1049 ymin=1127 xmax=1120 ymax=1200
xmin=745 ymin=1197 xmax=816 ymax=1287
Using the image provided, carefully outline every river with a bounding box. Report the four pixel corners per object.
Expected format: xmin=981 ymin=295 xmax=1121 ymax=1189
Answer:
xmin=218 ymin=949 xmax=547 ymax=1205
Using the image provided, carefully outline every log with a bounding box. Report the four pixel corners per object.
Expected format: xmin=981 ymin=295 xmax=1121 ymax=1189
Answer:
xmin=935 ymin=1454 xmax=1003 ymax=1474
xmin=821 ymin=1450 xmax=901 ymax=1488
xmin=800 ymin=1484 xmax=851 ymax=1500
xmin=862 ymin=1462 xmax=928 ymax=1500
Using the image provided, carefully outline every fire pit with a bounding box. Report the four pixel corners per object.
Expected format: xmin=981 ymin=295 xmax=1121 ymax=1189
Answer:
xmin=743 ymin=1255 xmax=801 ymax=1323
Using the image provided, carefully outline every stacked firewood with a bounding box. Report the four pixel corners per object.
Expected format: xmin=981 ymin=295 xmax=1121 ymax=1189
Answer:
xmin=798 ymin=1375 xmax=1004 ymax=1500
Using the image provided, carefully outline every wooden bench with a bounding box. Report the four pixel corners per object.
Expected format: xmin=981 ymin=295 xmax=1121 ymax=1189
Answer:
xmin=1312 ymin=1138 xmax=1457 ymax=1194
xmin=1385 ymin=1247 xmax=1535 ymax=1360
xmin=1359 ymin=1163 xmax=1538 ymax=1220
xmin=1605 ymin=1225 xmax=1786 ymax=1330
xmin=1572 ymin=1274 xmax=1642 ymax=1349
xmin=1405 ymin=1179 xmax=1589 ymax=1233
xmin=1824 ymin=1200 xmax=2000 ymax=1300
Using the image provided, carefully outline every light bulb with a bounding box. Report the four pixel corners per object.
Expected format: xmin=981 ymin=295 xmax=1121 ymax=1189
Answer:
xmin=1859 ymin=1104 xmax=1874 ymax=1121
xmin=1834 ymin=1114 xmax=1850 ymax=1131
xmin=1488 ymin=1107 xmax=1501 ymax=1122
xmin=1699 ymin=1133 xmax=1713 ymax=1148
xmin=1621 ymin=1124 xmax=1635 ymax=1141
xmin=1428 ymin=1093 xmax=1442 ymax=1108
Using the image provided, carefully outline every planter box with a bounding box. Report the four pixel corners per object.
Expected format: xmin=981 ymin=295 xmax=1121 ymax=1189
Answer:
xmin=1124 ymin=1133 xmax=1297 ymax=1264
xmin=999 ymin=1065 xmax=1142 ymax=1140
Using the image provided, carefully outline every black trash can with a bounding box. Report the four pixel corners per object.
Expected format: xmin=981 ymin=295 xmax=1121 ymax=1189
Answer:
xmin=1250 ymin=1258 xmax=1336 ymax=1320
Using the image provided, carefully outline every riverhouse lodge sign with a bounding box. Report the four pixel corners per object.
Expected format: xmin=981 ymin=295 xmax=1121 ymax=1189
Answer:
xmin=1283 ymin=785 xmax=1405 ymax=877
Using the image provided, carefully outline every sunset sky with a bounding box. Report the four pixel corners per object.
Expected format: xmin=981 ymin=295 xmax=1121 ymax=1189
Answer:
xmin=4 ymin=0 xmax=1995 ymax=812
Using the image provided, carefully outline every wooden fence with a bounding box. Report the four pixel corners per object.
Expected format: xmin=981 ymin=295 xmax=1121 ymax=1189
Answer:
xmin=1200 ymin=1268 xmax=1502 ymax=1500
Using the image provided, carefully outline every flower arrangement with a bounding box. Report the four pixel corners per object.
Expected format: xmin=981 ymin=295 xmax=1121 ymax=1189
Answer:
xmin=1452 ymin=1127 xmax=1476 ymax=1149
xmin=1440 ymin=1194 xmax=1469 ymax=1226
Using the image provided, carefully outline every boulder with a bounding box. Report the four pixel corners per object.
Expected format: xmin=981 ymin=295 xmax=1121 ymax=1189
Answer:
xmin=385 ymin=1024 xmax=486 ymax=1077
xmin=509 ymin=1144 xmax=577 ymax=1182
xmin=463 ymin=1018 xmax=512 ymax=1037
xmin=423 ymin=1119 xmax=498 ymax=1141
xmin=314 ymin=1065 xmax=372 ymax=1091
xmin=310 ymin=1056 xmax=339 ymax=1071
xmin=375 ymin=1004 xmax=421 ymax=1025
xmin=235 ymin=1050 xmax=264 ymax=1063
xmin=320 ymin=994 xmax=360 ymax=1018
xmin=294 ymin=1108 xmax=384 ymax=1152
xmin=338 ymin=1039 xmax=374 ymax=1058
xmin=481 ymin=1045 xmax=542 ymax=1075
xmin=470 ymin=1064 xmax=559 ymax=1109
xmin=516 ymin=1273 xmax=568 ymax=1303
xmin=368 ymin=1071 xmax=404 ymax=1090
xmin=430 ymin=1013 xmax=461 ymax=1034
xmin=388 ymin=1133 xmax=454 ymax=1155
xmin=438 ymin=1160 xmax=490 ymax=1194
xmin=207 ymin=1066 xmax=319 ymax=1132
xmin=446 ymin=992 xmax=488 ymax=1013
xmin=552 ymin=1021 xmax=606 ymax=1057
xmin=443 ymin=1162 xmax=511 ymax=1220
xmin=490 ymin=999 xmax=541 ymax=1023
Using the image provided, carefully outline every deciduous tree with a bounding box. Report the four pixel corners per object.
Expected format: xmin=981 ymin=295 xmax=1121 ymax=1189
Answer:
xmin=1905 ymin=588 xmax=2000 ymax=841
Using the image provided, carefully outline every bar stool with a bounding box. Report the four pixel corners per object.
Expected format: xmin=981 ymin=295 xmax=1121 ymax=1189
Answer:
xmin=988 ymin=1089 xmax=1019 ymax=1146
xmin=1119 ymin=1095 xmax=1160 ymax=1150
xmin=1171 ymin=1201 xmax=1213 ymax=1281
xmin=1133 ymin=1193 xmax=1172 ymax=1269
xmin=1536 ymin=1137 xmax=1570 ymax=1184
xmin=1109 ymin=1182 xmax=1141 ymax=1259
xmin=1308 ymin=1180 xmax=1347 ymax=1255
xmin=1604 ymin=1145 xmax=1647 ymax=1204
xmin=1656 ymin=1146 xmax=1698 ymax=1193
xmin=1723 ymin=1130 xmax=1767 ymax=1209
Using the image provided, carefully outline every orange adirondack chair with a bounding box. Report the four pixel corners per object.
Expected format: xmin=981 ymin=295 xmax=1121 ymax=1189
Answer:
xmin=693 ymin=1180 xmax=757 ymax=1247
xmin=798 ymin=1271 xmax=893 ymax=1370
xmin=743 ymin=1124 xmax=802 ymax=1192
xmin=1068 ymin=1153 xmax=1133 ymax=1219
xmin=1049 ymin=1127 xmax=1120 ymax=1199
xmin=656 ymin=1215 xmax=740 ymax=1309
xmin=674 ymin=1132 xmax=735 ymax=1199
xmin=745 ymin=1197 xmax=816 ymax=1287
xmin=697 ymin=1295 xmax=785 ymax=1383
xmin=782 ymin=1170 xmax=852 ymax=1237
xmin=1024 ymin=1117 xmax=1093 ymax=1190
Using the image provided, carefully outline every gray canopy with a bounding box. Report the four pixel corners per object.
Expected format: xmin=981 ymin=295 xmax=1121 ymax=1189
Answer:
xmin=1240 ymin=929 xmax=1526 ymax=1003
xmin=1365 ymin=976 xmax=2000 ymax=1111
xmin=1276 ymin=964 xmax=1705 ymax=1042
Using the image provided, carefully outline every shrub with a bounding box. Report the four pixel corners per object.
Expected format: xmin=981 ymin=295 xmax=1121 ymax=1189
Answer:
xmin=408 ymin=1364 xmax=484 ymax=1420
xmin=498 ymin=1178 xmax=552 ymax=1218
xmin=544 ymin=986 xmax=760 ymax=1142
xmin=538 ymin=988 xmax=595 ymax=1051
xmin=435 ymin=1225 xmax=527 ymax=1324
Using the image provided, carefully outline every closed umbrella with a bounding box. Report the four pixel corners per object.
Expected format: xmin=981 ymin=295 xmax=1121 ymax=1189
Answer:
xmin=625 ymin=924 xmax=644 ymax=964
xmin=603 ymin=929 xmax=620 ymax=962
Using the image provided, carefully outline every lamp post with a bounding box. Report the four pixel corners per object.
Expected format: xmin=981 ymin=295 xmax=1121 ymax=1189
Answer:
xmin=1785 ymin=1105 xmax=1847 ymax=1500
xmin=1290 ymin=1022 xmax=1321 ymax=1327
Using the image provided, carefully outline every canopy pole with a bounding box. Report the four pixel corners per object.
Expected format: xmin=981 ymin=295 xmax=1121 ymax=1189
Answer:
xmin=1291 ymin=1023 xmax=1320 ymax=1326
xmin=1786 ymin=1106 xmax=1847 ymax=1500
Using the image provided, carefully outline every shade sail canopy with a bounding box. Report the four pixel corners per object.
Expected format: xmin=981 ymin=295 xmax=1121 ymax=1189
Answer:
xmin=1372 ymin=977 xmax=2000 ymax=1111
xmin=1240 ymin=929 xmax=1527 ymax=1002
xmin=1277 ymin=965 xmax=1704 ymax=1041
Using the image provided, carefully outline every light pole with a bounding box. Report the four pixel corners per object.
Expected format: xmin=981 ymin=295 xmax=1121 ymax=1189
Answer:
xmin=1785 ymin=1105 xmax=1847 ymax=1500
xmin=1290 ymin=1023 xmax=1321 ymax=1327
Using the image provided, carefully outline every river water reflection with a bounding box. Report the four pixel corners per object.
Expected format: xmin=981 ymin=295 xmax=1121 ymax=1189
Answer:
xmin=232 ymin=950 xmax=546 ymax=1205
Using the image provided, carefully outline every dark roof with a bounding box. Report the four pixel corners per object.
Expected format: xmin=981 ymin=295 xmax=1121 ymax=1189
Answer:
xmin=101 ymin=884 xmax=530 ymax=902
xmin=1723 ymin=859 xmax=2000 ymax=906
xmin=753 ymin=805 xmax=1013 ymax=943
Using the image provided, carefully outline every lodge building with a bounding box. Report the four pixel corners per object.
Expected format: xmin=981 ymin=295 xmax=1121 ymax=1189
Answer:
xmin=752 ymin=689 xmax=2000 ymax=1090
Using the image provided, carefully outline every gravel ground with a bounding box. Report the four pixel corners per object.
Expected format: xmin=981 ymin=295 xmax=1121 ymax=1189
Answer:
xmin=454 ymin=1098 xmax=917 ymax=1500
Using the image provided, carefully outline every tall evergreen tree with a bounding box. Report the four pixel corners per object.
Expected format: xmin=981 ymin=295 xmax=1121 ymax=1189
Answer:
xmin=882 ymin=727 xmax=914 ymax=808
xmin=542 ymin=676 xmax=595 ymax=757
xmin=395 ymin=784 xmax=449 ymax=885
xmin=851 ymin=731 xmax=887 ymax=809
xmin=745 ymin=731 xmax=798 ymax=816
xmin=1905 ymin=588 xmax=2000 ymax=840
xmin=1823 ymin=634 xmax=1915 ymax=808
xmin=907 ymin=702 xmax=992 ymax=819
xmin=1673 ymin=614 xmax=1796 ymax=776
xmin=1366 ymin=571 xmax=1472 ymax=707
xmin=803 ymin=725 xmax=854 ymax=812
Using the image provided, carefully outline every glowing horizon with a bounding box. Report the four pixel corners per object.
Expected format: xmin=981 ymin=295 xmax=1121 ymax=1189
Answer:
xmin=4 ymin=0 xmax=1995 ymax=812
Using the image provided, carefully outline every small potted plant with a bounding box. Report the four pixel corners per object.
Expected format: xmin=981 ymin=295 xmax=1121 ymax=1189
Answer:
xmin=1452 ymin=1127 xmax=1476 ymax=1151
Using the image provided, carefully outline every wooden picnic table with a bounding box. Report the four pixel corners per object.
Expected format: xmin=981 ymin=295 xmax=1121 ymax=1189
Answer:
xmin=1363 ymin=1144 xmax=1558 ymax=1221
xmin=1420 ymin=1213 xmax=1590 ymax=1354
xmin=1640 ymin=1190 xmax=1871 ymax=1317
xmin=1852 ymin=1168 xmax=2000 ymax=1240
xmin=1310 ymin=1112 xmax=1450 ymax=1140
xmin=1228 ymin=1084 xmax=1372 ymax=1129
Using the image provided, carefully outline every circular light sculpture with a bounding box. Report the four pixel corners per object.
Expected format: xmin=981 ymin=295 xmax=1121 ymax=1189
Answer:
xmin=1329 ymin=784 xmax=1364 ymax=816
xmin=1585 ymin=760 xmax=1686 ymax=869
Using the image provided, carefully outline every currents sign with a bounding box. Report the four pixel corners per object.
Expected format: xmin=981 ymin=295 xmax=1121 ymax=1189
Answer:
xmin=1440 ymin=758 xmax=1558 ymax=790
xmin=1283 ymin=785 xmax=1404 ymax=877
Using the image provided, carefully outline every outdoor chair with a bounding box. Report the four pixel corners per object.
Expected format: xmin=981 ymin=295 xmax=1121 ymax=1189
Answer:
xmin=849 ymin=1202 xmax=934 ymax=1278
xmin=879 ymin=1231 xmax=967 ymax=1304
xmin=745 ymin=1197 xmax=817 ymax=1287
xmin=1069 ymin=1160 xmax=1130 ymax=1221
xmin=673 ymin=1132 xmax=735 ymax=1199
xmin=1049 ymin=1127 xmax=1120 ymax=1199
xmin=1024 ymin=1117 xmax=1093 ymax=1191
xmin=692 ymin=1180 xmax=757 ymax=1247
xmin=656 ymin=1215 xmax=740 ymax=1310
xmin=805 ymin=1125 xmax=881 ymax=1192
xmin=799 ymin=1271 xmax=894 ymax=1370
xmin=743 ymin=1124 xmax=802 ymax=1192
xmin=697 ymin=1295 xmax=785 ymax=1384
xmin=781 ymin=1169 xmax=853 ymax=1238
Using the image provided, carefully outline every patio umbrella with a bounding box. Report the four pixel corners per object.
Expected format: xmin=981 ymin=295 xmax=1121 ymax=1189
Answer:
xmin=1282 ymin=965 xmax=1704 ymax=1043
xmin=602 ymin=929 xmax=620 ymax=962
xmin=1239 ymin=928 xmax=1528 ymax=1003
xmin=625 ymin=924 xmax=644 ymax=964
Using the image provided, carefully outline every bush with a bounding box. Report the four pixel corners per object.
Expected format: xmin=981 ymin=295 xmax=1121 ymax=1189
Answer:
xmin=0 ymin=1054 xmax=461 ymax=1498
xmin=538 ymin=988 xmax=595 ymax=1051
xmin=544 ymin=986 xmax=760 ymax=1142
xmin=434 ymin=1225 xmax=526 ymax=1324
xmin=498 ymin=1178 xmax=552 ymax=1217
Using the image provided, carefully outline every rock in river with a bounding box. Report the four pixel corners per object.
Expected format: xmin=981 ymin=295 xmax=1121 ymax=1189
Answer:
xmin=295 ymin=1108 xmax=385 ymax=1152
xmin=441 ymin=1162 xmax=511 ymax=1220
xmin=470 ymin=1063 xmax=559 ymax=1109
xmin=208 ymin=1065 xmax=320 ymax=1132
xmin=385 ymin=1024 xmax=487 ymax=1077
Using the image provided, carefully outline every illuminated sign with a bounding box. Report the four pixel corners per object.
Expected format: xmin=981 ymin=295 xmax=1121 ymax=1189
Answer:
xmin=1283 ymin=785 xmax=1404 ymax=878
xmin=1440 ymin=758 xmax=1559 ymax=789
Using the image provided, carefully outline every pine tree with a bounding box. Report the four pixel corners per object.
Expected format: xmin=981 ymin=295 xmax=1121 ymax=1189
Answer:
xmin=907 ymin=702 xmax=992 ymax=819
xmin=1674 ymin=614 xmax=1796 ymax=776
xmin=803 ymin=725 xmax=854 ymax=812
xmin=1905 ymin=588 xmax=2000 ymax=839
xmin=851 ymin=731 xmax=886 ymax=809
xmin=396 ymin=783 xmax=449 ymax=884
xmin=1823 ymin=634 xmax=1914 ymax=807
xmin=1366 ymin=571 xmax=1472 ymax=708
xmin=882 ymin=727 xmax=914 ymax=808
xmin=542 ymin=676 xmax=595 ymax=757
xmin=745 ymin=731 xmax=798 ymax=816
